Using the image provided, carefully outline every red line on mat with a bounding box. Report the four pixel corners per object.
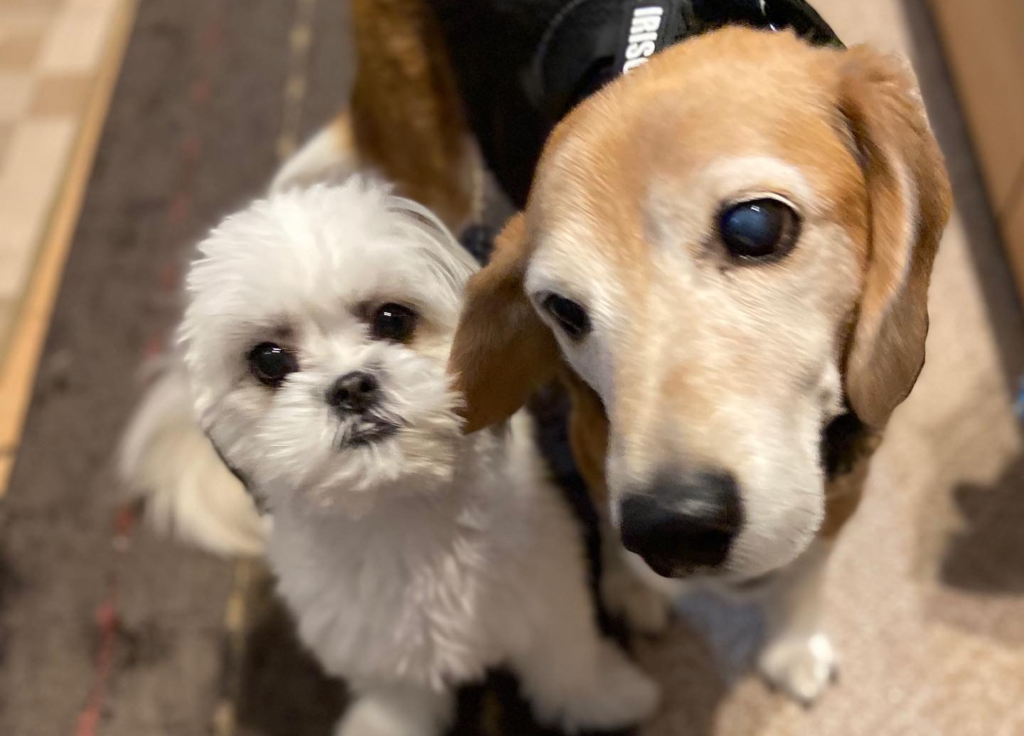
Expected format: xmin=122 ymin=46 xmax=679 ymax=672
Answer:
xmin=74 ymin=595 xmax=120 ymax=736
xmin=75 ymin=507 xmax=138 ymax=736
xmin=73 ymin=3 xmax=224 ymax=732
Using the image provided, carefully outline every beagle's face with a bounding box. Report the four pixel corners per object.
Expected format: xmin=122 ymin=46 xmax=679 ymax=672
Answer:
xmin=451 ymin=28 xmax=950 ymax=580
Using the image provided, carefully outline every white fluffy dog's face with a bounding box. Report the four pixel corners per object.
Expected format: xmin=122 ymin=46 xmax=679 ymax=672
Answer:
xmin=182 ymin=181 xmax=478 ymax=513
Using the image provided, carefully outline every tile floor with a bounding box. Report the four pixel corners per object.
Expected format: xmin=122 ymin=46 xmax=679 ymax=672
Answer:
xmin=0 ymin=0 xmax=130 ymax=354
xmin=0 ymin=0 xmax=134 ymax=491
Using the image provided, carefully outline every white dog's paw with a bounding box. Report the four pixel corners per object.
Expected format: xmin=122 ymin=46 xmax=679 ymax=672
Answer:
xmin=334 ymin=711 xmax=441 ymax=736
xmin=334 ymin=709 xmax=412 ymax=736
xmin=758 ymin=632 xmax=838 ymax=706
xmin=334 ymin=692 xmax=448 ymax=736
xmin=601 ymin=564 xmax=672 ymax=635
xmin=555 ymin=642 xmax=661 ymax=732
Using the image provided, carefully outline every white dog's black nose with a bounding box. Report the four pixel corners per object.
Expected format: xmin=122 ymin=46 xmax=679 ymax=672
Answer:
xmin=326 ymin=371 xmax=380 ymax=415
xmin=619 ymin=471 xmax=742 ymax=577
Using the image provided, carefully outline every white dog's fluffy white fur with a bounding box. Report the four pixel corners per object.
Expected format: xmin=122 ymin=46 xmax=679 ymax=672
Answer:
xmin=120 ymin=179 xmax=658 ymax=735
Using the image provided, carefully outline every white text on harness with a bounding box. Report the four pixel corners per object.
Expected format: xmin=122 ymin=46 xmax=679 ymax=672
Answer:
xmin=622 ymin=6 xmax=664 ymax=73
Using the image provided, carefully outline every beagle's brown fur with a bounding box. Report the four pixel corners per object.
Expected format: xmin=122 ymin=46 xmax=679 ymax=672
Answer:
xmin=334 ymin=0 xmax=478 ymax=228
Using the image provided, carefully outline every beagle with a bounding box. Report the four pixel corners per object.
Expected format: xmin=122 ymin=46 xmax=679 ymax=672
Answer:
xmin=448 ymin=28 xmax=951 ymax=702
xmin=277 ymin=2 xmax=951 ymax=705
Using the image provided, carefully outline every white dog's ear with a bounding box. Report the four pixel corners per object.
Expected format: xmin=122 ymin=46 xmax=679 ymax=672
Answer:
xmin=448 ymin=214 xmax=561 ymax=432
xmin=389 ymin=195 xmax=479 ymax=291
xmin=838 ymin=48 xmax=952 ymax=428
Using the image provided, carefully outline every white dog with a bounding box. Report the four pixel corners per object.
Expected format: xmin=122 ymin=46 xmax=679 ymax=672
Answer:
xmin=120 ymin=179 xmax=658 ymax=736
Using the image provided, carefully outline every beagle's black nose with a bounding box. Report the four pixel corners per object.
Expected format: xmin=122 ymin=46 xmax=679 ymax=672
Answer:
xmin=619 ymin=471 xmax=742 ymax=577
xmin=326 ymin=371 xmax=380 ymax=415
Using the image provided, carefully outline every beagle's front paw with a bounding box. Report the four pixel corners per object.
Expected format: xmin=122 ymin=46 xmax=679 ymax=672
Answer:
xmin=758 ymin=632 xmax=838 ymax=706
xmin=601 ymin=562 xmax=672 ymax=635
xmin=547 ymin=642 xmax=661 ymax=732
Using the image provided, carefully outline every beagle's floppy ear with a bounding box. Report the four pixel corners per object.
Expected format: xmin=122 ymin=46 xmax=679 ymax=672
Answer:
xmin=448 ymin=213 xmax=561 ymax=432
xmin=839 ymin=47 xmax=952 ymax=428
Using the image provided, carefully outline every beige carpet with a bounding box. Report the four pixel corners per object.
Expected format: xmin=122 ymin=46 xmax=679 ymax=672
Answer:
xmin=635 ymin=1 xmax=1024 ymax=734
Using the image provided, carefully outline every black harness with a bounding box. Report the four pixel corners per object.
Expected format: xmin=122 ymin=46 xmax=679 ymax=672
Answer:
xmin=429 ymin=0 xmax=842 ymax=208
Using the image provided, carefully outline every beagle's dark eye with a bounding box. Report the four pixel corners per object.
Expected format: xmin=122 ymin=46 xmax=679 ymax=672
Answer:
xmin=249 ymin=342 xmax=298 ymax=387
xmin=542 ymin=294 xmax=591 ymax=340
xmin=371 ymin=303 xmax=418 ymax=342
xmin=718 ymin=198 xmax=799 ymax=260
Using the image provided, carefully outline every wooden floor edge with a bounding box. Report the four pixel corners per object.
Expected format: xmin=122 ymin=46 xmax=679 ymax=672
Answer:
xmin=0 ymin=0 xmax=140 ymax=496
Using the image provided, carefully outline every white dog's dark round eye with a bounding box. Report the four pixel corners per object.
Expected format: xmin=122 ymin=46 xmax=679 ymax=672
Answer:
xmin=371 ymin=303 xmax=418 ymax=343
xmin=249 ymin=342 xmax=298 ymax=387
xmin=718 ymin=198 xmax=800 ymax=260
xmin=542 ymin=294 xmax=591 ymax=340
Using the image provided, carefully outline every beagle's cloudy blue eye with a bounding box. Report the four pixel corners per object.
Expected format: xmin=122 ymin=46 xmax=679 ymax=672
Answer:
xmin=718 ymin=198 xmax=799 ymax=260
